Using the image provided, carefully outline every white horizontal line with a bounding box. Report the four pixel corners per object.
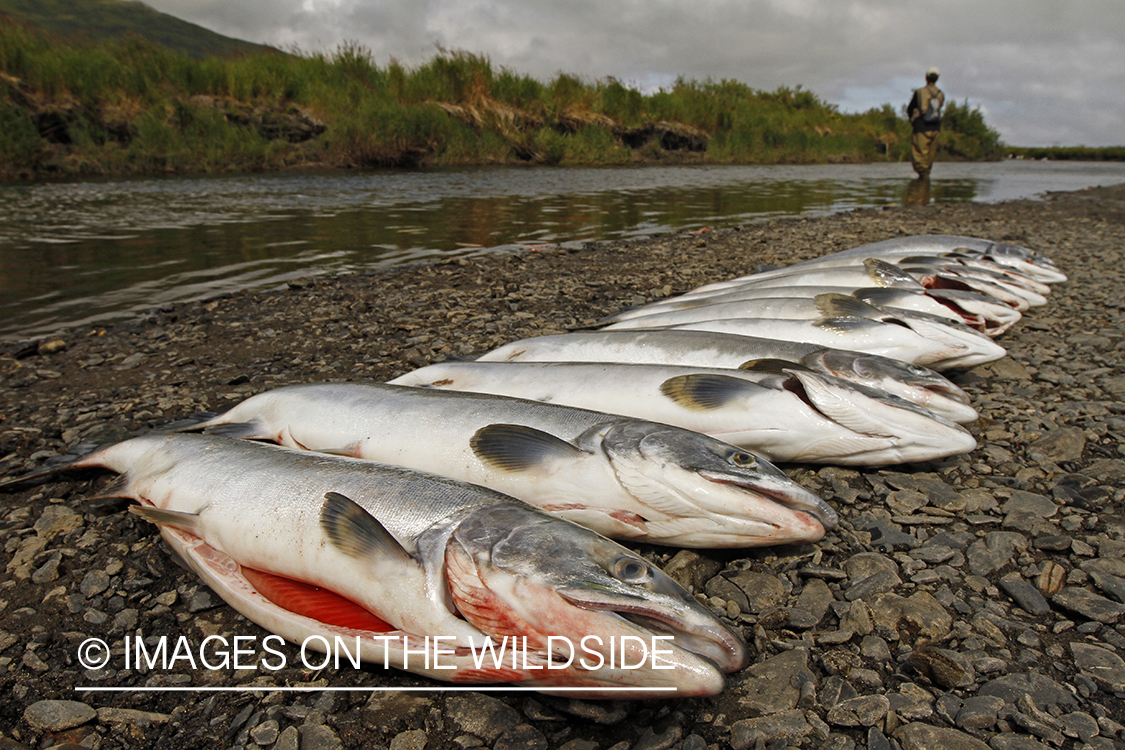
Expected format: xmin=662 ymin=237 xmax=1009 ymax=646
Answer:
xmin=76 ymin=686 xmax=677 ymax=693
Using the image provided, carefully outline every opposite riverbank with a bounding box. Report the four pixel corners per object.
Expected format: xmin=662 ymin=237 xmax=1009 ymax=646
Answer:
xmin=2 ymin=183 xmax=1125 ymax=749
xmin=0 ymin=21 xmax=1006 ymax=180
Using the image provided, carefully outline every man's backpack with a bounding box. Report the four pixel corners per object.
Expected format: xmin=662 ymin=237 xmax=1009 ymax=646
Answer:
xmin=921 ymin=90 xmax=943 ymax=123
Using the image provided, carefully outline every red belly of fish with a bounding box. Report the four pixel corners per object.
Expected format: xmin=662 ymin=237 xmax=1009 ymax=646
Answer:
xmin=242 ymin=567 xmax=394 ymax=633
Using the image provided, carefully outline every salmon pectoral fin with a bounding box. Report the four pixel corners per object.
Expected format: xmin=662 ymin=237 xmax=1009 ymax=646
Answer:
xmin=470 ymin=423 xmax=586 ymax=472
xmin=320 ymin=491 xmax=415 ymax=567
xmin=130 ymin=504 xmax=202 ymax=534
xmin=241 ymin=567 xmax=395 ymax=633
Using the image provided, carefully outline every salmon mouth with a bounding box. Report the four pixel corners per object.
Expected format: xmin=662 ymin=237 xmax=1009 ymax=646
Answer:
xmin=700 ymin=470 xmax=836 ymax=531
xmin=557 ymin=588 xmax=749 ymax=673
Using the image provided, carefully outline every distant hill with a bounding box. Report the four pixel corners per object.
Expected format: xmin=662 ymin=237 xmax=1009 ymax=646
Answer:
xmin=0 ymin=0 xmax=279 ymax=58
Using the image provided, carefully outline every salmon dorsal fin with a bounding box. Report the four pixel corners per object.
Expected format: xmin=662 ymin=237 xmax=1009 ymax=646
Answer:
xmin=470 ymin=424 xmax=585 ymax=472
xmin=660 ymin=374 xmax=761 ymax=411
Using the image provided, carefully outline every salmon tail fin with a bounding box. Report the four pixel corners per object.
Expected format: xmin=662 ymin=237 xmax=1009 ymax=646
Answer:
xmin=0 ymin=441 xmax=108 ymax=491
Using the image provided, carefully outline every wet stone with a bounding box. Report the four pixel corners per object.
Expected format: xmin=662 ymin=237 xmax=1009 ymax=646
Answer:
xmin=96 ymin=707 xmax=171 ymax=725
xmin=363 ymin=693 xmax=432 ymax=724
xmin=867 ymin=727 xmax=892 ymax=750
xmin=856 ymin=516 xmax=918 ymax=551
xmin=1051 ymin=586 xmax=1125 ymax=623
xmin=727 ymin=570 xmax=787 ymax=612
xmin=999 ymin=572 xmax=1051 ymax=615
xmin=31 ymin=551 xmax=62 ymax=584
xmin=275 ymin=726 xmax=299 ymax=750
xmin=967 ymin=532 xmax=1029 ymax=577
xmin=1033 ymin=535 xmax=1071 ymax=552
xmin=954 ymin=695 xmax=1004 ymax=731
xmin=910 ymin=544 xmax=956 ymax=564
xmin=1084 ymin=556 xmax=1125 ymax=578
xmin=1089 ymin=569 xmax=1125 ymax=603
xmin=630 ymin=725 xmax=680 ymax=750
xmin=843 ymin=551 xmax=899 ymax=579
xmin=187 ymin=589 xmax=217 ymax=612
xmin=732 ymin=647 xmax=809 ymax=716
xmin=887 ymin=489 xmax=928 ymax=515
xmin=299 ymin=723 xmax=343 ymax=750
xmin=826 ymin=694 xmax=889 ymax=727
xmin=33 ymin=504 xmax=84 ymax=542
xmin=495 ymin=725 xmax=548 ymax=750
xmin=1059 ymin=711 xmax=1101 ymax=743
xmin=859 ymin=634 xmax=891 ymax=661
xmin=1001 ymin=491 xmax=1058 ymax=533
xmin=79 ymin=570 xmax=110 ymax=598
xmin=703 ymin=575 xmax=749 ymax=612
xmin=788 ymin=577 xmax=833 ymax=629
xmin=894 ymin=723 xmax=998 ymax=749
xmin=838 ymin=601 xmax=874 ymax=636
xmin=1071 ymin=642 xmax=1125 ymax=692
xmin=907 ymin=647 xmax=975 ymax=689
xmin=819 ymin=674 xmax=859 ymax=709
xmin=23 ymin=699 xmax=97 ymax=731
xmin=445 ymin=694 xmax=521 ymax=741
xmin=1027 ymin=426 xmax=1086 ymax=464
xmin=662 ymin=550 xmax=722 ymax=592
xmin=977 ymin=672 xmax=1080 ymax=713
xmin=250 ymin=719 xmax=280 ymax=745
xmin=389 ymin=729 xmax=428 ymax=750
xmin=730 ymin=709 xmax=812 ymax=750
xmin=845 ymin=569 xmax=902 ymax=601
xmin=877 ymin=591 xmax=953 ymax=640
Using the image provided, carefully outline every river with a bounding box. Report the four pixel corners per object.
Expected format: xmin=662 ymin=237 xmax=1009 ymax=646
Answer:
xmin=2 ymin=160 xmax=1124 ymax=342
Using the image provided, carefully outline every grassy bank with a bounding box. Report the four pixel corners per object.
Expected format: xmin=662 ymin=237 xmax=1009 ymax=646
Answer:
xmin=0 ymin=19 xmax=1005 ymax=180
xmin=1006 ymin=146 xmax=1125 ymax=161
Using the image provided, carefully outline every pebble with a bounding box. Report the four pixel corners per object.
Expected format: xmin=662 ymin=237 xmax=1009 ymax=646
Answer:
xmin=23 ymin=699 xmax=96 ymax=731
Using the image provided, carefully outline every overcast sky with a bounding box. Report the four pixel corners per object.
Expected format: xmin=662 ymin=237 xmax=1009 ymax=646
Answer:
xmin=144 ymin=0 xmax=1124 ymax=147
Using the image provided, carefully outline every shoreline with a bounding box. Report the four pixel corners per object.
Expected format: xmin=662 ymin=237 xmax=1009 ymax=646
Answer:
xmin=2 ymin=183 xmax=1125 ymax=748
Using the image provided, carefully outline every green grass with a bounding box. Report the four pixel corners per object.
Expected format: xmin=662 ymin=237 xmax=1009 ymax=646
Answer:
xmin=1005 ymin=146 xmax=1125 ymax=161
xmin=0 ymin=17 xmax=1010 ymax=179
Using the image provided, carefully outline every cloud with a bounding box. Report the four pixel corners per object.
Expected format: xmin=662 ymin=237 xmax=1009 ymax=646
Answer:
xmin=143 ymin=0 xmax=1125 ymax=146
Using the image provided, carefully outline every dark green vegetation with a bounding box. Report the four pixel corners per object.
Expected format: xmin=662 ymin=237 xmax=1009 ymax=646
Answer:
xmin=0 ymin=0 xmax=1007 ymax=180
xmin=1006 ymin=146 xmax=1125 ymax=161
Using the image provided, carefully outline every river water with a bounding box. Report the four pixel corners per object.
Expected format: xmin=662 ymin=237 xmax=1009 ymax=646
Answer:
xmin=2 ymin=160 xmax=1124 ymax=342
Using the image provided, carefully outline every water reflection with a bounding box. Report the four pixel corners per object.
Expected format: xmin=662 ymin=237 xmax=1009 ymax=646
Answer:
xmin=3 ymin=160 xmax=1125 ymax=341
xmin=905 ymin=176 xmax=932 ymax=206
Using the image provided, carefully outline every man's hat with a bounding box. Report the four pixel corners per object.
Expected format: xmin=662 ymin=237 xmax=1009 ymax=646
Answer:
xmin=926 ymin=67 xmax=940 ymax=78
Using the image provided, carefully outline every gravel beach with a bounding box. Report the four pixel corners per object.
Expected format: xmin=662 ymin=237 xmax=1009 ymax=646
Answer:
xmin=3 ymin=181 xmax=1125 ymax=750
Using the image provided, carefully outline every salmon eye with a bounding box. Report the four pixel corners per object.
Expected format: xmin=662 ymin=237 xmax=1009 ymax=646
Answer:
xmin=613 ymin=557 xmax=652 ymax=584
xmin=730 ymin=451 xmax=757 ymax=468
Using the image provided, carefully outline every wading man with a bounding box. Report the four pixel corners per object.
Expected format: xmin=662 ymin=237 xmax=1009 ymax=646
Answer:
xmin=908 ymin=67 xmax=944 ymax=178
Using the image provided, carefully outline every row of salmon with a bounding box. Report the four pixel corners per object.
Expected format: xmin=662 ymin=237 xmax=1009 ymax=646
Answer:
xmin=2 ymin=234 xmax=1065 ymax=697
